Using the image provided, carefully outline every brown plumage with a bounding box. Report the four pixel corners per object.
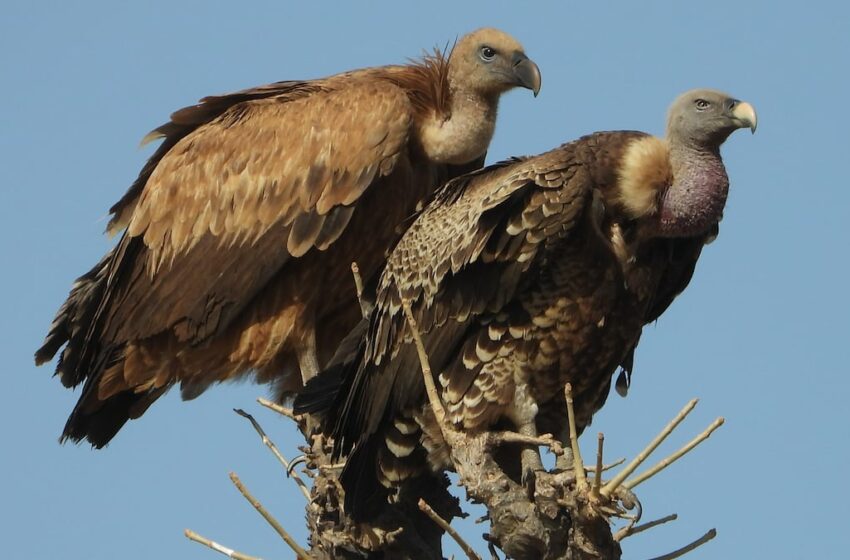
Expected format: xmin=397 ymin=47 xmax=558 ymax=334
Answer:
xmin=295 ymin=89 xmax=756 ymax=518
xmin=35 ymin=28 xmax=542 ymax=448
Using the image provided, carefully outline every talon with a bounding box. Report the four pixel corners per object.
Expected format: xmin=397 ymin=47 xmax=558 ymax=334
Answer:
xmin=521 ymin=467 xmax=544 ymax=498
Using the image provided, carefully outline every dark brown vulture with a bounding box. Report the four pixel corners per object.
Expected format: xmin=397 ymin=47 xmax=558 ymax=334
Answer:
xmin=34 ymin=28 xmax=542 ymax=447
xmin=295 ymin=89 xmax=756 ymax=518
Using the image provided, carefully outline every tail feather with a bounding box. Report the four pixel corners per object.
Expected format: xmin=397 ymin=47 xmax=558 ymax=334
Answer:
xmin=35 ymin=250 xmax=114 ymax=387
xmin=37 ymin=236 xmax=153 ymax=447
xmin=61 ymin=385 xmax=166 ymax=448
xmin=293 ymin=317 xmax=369 ymax=423
xmin=340 ymin=437 xmax=388 ymax=520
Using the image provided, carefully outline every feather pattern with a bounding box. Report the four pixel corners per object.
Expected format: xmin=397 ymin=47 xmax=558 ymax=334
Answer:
xmin=298 ymin=130 xmax=726 ymax=518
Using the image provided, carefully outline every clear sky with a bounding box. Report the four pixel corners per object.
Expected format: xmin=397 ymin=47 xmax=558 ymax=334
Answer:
xmin=3 ymin=1 xmax=848 ymax=559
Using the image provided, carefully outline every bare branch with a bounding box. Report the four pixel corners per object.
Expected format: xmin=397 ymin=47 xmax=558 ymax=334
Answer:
xmin=647 ymin=528 xmax=717 ymax=560
xmin=185 ymin=529 xmax=264 ymax=560
xmin=256 ymin=397 xmax=300 ymax=421
xmin=593 ymin=432 xmax=604 ymax=496
xmin=613 ymin=513 xmax=678 ymax=541
xmin=586 ymin=457 xmax=626 ymax=473
xmin=229 ymin=472 xmax=313 ymax=560
xmin=401 ymin=299 xmax=450 ymax=437
xmin=234 ymin=408 xmax=311 ymax=500
xmin=418 ymin=498 xmax=482 ymax=560
xmin=624 ymin=418 xmax=725 ymax=491
xmin=601 ymin=399 xmax=698 ymax=497
xmin=316 ymin=462 xmax=346 ymax=472
xmin=565 ymin=384 xmax=588 ymax=490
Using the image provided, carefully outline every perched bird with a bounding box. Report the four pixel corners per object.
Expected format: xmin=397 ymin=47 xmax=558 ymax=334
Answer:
xmin=296 ymin=89 xmax=756 ymax=518
xmin=35 ymin=28 xmax=542 ymax=448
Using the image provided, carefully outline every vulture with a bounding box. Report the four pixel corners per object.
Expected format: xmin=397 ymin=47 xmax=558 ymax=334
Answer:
xmin=295 ymin=89 xmax=757 ymax=518
xmin=35 ymin=28 xmax=542 ymax=447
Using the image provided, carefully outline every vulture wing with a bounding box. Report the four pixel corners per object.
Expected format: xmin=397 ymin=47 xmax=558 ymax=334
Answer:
xmin=36 ymin=74 xmax=420 ymax=443
xmin=324 ymin=140 xmax=607 ymax=462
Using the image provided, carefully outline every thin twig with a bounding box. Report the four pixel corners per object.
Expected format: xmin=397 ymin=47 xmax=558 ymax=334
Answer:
xmin=418 ymin=498 xmax=482 ymax=560
xmin=586 ymin=457 xmax=626 ymax=473
xmin=647 ymin=528 xmax=717 ymax=560
xmin=185 ymin=529 xmax=263 ymax=560
xmin=593 ymin=432 xmax=604 ymax=496
xmin=401 ymin=299 xmax=450 ymax=435
xmin=229 ymin=472 xmax=313 ymax=559
xmin=317 ymin=463 xmax=346 ymax=472
xmin=256 ymin=397 xmax=300 ymax=421
xmin=613 ymin=513 xmax=678 ymax=541
xmin=351 ymin=262 xmax=368 ymax=317
xmin=564 ymin=384 xmax=587 ymax=489
xmin=234 ymin=409 xmax=311 ymax=500
xmin=601 ymin=399 xmax=698 ymax=497
xmin=624 ymin=418 xmax=724 ymax=491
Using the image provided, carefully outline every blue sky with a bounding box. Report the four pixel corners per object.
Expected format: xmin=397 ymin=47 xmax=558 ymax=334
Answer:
xmin=3 ymin=1 xmax=848 ymax=558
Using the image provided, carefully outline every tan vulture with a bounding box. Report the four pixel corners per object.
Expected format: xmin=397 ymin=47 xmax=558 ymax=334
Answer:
xmin=295 ymin=89 xmax=757 ymax=518
xmin=35 ymin=28 xmax=542 ymax=447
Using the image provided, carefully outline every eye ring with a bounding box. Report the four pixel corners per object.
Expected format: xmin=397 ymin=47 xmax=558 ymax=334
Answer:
xmin=695 ymin=99 xmax=710 ymax=110
xmin=480 ymin=46 xmax=496 ymax=61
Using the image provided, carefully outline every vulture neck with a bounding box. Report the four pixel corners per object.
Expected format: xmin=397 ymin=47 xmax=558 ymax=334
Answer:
xmin=655 ymin=143 xmax=729 ymax=238
xmin=418 ymin=85 xmax=498 ymax=165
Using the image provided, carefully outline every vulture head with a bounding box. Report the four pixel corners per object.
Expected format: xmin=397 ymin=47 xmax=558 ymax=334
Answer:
xmin=449 ymin=28 xmax=542 ymax=97
xmin=655 ymin=88 xmax=757 ymax=237
xmin=666 ymin=88 xmax=757 ymax=150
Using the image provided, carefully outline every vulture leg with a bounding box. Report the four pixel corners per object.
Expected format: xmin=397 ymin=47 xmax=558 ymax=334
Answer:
xmin=297 ymin=328 xmax=321 ymax=383
xmin=536 ymin=393 xmax=574 ymax=472
xmin=508 ymin=385 xmax=546 ymax=488
xmin=554 ymin=429 xmax=575 ymax=472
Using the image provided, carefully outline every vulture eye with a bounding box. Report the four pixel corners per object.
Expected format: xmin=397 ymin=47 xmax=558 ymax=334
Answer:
xmin=480 ymin=46 xmax=497 ymax=61
xmin=695 ymin=99 xmax=711 ymax=110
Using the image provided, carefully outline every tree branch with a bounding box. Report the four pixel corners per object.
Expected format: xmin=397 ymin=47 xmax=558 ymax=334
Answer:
xmin=623 ymin=418 xmax=724 ymax=491
xmin=229 ymin=472 xmax=313 ymax=559
xmin=234 ymin=408 xmax=311 ymax=500
xmin=185 ymin=529 xmax=264 ymax=560
xmin=613 ymin=513 xmax=678 ymax=541
xmin=256 ymin=397 xmax=300 ymax=421
xmin=418 ymin=499 xmax=482 ymax=560
xmin=601 ymin=399 xmax=698 ymax=498
xmin=647 ymin=529 xmax=717 ymax=560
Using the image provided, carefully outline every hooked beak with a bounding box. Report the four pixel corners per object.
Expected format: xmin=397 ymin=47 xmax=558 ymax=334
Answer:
xmin=511 ymin=52 xmax=542 ymax=97
xmin=731 ymin=100 xmax=758 ymax=133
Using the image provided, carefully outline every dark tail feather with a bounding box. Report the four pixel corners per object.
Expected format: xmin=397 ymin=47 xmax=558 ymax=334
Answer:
xmin=35 ymin=250 xmax=114 ymax=387
xmin=340 ymin=437 xmax=388 ymax=520
xmin=293 ymin=366 xmax=344 ymax=416
xmin=293 ymin=317 xmax=368 ymax=419
xmin=37 ymin=236 xmax=152 ymax=447
xmin=61 ymin=385 xmax=166 ymax=448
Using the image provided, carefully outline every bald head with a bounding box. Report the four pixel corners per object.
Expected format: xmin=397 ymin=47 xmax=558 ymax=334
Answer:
xmin=448 ymin=28 xmax=541 ymax=97
xmin=666 ymin=89 xmax=757 ymax=149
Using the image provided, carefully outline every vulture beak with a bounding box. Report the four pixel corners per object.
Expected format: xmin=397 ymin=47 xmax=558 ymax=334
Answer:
xmin=731 ymin=100 xmax=758 ymax=133
xmin=511 ymin=52 xmax=542 ymax=97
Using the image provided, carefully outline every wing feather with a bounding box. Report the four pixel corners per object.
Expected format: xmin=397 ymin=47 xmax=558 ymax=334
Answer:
xmin=331 ymin=144 xmax=598 ymax=452
xmin=41 ymin=72 xmax=421 ymax=402
xmin=104 ymin=75 xmax=415 ymax=345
